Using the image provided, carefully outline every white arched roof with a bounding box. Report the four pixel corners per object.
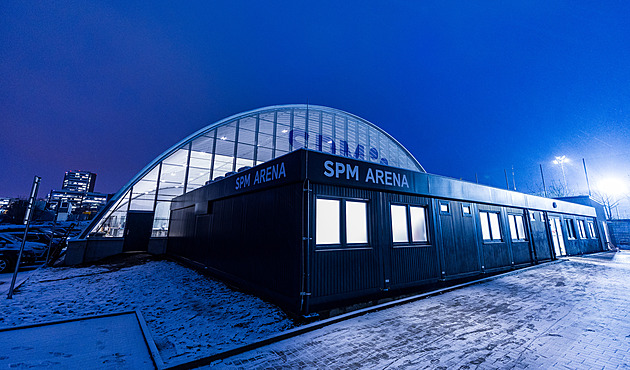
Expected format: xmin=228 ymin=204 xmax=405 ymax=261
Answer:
xmin=81 ymin=104 xmax=424 ymax=238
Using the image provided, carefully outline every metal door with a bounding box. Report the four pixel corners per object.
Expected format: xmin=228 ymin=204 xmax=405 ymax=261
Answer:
xmin=122 ymin=211 xmax=154 ymax=252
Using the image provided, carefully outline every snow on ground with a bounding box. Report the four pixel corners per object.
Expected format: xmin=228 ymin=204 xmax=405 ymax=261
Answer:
xmin=0 ymin=255 xmax=295 ymax=365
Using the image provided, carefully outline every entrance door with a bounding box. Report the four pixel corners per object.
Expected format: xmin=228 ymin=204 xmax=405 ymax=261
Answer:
xmin=549 ymin=217 xmax=566 ymax=257
xmin=122 ymin=211 xmax=154 ymax=252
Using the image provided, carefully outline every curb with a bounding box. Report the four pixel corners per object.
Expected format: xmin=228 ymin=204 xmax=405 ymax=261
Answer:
xmin=166 ymin=259 xmax=564 ymax=369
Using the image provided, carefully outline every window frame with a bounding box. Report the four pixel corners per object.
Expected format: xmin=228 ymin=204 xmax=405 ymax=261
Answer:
xmin=587 ymin=221 xmax=597 ymax=239
xmin=461 ymin=203 xmax=472 ymax=217
xmin=479 ymin=211 xmax=503 ymax=242
xmin=315 ymin=196 xmax=370 ymax=249
xmin=508 ymin=214 xmax=528 ymax=241
xmin=565 ymin=219 xmax=577 ymax=240
xmin=439 ymin=201 xmax=450 ymax=215
xmin=390 ymin=203 xmax=430 ymax=247
xmin=577 ymin=219 xmax=587 ymax=239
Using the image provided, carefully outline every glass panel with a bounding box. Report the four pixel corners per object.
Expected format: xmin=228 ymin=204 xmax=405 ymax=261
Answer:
xmin=566 ymin=220 xmax=576 ymax=239
xmin=212 ymin=153 xmax=234 ymax=179
xmin=391 ymin=205 xmax=408 ymax=243
xmin=462 ymin=205 xmax=471 ymax=215
xmin=256 ymin=147 xmax=273 ymax=165
xmin=316 ymin=199 xmax=340 ymax=245
xmin=410 ymin=206 xmax=428 ymax=242
xmin=508 ymin=215 xmax=518 ymax=240
xmin=588 ymin=222 xmax=597 ymax=239
xmin=578 ymin=220 xmax=587 ymax=239
xmin=258 ymin=113 xmax=274 ymax=134
xmin=555 ymin=218 xmax=566 ymax=255
xmin=440 ymin=203 xmax=449 ymax=213
xmin=216 ymin=121 xmax=237 ymax=142
xmin=529 ymin=212 xmax=536 ymax=222
xmin=489 ymin=212 xmax=502 ymax=240
xmin=257 ymin=133 xmax=274 ymax=149
xmin=346 ymin=201 xmax=368 ymax=244
xmin=186 ymin=167 xmax=210 ymax=191
xmin=163 ymin=148 xmax=189 ymax=166
xmin=92 ymin=190 xmax=130 ymax=237
xmin=158 ymin=162 xmax=186 ymax=200
xmin=152 ymin=201 xmax=171 ymax=237
xmin=480 ymin=212 xmax=491 ymax=240
xmin=515 ymin=216 xmax=526 ymax=240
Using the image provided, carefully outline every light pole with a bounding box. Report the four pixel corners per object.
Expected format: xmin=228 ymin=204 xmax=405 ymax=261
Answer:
xmin=553 ymin=155 xmax=569 ymax=189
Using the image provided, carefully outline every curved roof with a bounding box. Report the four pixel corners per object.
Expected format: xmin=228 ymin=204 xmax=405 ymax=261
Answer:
xmin=81 ymin=104 xmax=424 ymax=238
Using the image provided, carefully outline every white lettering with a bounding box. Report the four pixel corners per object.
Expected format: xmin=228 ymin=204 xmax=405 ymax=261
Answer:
xmin=347 ymin=164 xmax=359 ymax=181
xmin=324 ymin=160 xmax=334 ymax=177
xmin=376 ymin=169 xmax=384 ymax=184
xmin=365 ymin=168 xmax=375 ymax=183
xmin=335 ymin=162 xmax=345 ymax=178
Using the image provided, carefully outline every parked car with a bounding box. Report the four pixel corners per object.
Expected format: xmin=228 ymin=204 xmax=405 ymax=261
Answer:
xmin=0 ymin=233 xmax=48 ymax=273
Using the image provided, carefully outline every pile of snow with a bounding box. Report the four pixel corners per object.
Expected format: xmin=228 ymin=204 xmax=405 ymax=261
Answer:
xmin=0 ymin=256 xmax=296 ymax=365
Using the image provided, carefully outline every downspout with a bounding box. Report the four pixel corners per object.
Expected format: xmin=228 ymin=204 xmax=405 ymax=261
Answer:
xmin=299 ymin=151 xmax=312 ymax=316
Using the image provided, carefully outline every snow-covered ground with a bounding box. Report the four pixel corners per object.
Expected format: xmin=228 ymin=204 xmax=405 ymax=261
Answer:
xmin=0 ymin=255 xmax=295 ymax=365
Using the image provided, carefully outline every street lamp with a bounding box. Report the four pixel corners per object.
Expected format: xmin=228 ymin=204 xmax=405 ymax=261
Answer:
xmin=553 ymin=155 xmax=569 ymax=189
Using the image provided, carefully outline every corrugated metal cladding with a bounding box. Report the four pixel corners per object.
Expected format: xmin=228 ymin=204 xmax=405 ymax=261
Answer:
xmin=169 ymin=183 xmax=305 ymax=309
xmin=311 ymin=184 xmax=381 ymax=302
xmin=167 ymin=149 xmax=606 ymax=316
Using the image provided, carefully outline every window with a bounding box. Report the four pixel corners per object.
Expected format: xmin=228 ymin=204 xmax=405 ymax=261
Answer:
xmin=391 ymin=205 xmax=409 ymax=243
xmin=508 ymin=214 xmax=527 ymax=241
xmin=316 ymin=199 xmax=340 ymax=245
xmin=316 ymin=198 xmax=369 ymax=247
xmin=440 ymin=202 xmax=449 ymax=213
xmin=565 ymin=219 xmax=577 ymax=240
xmin=346 ymin=201 xmax=368 ymax=244
xmin=462 ymin=205 xmax=471 ymax=216
xmin=391 ymin=204 xmax=429 ymax=244
xmin=480 ymin=211 xmax=502 ymax=241
xmin=587 ymin=221 xmax=597 ymax=239
xmin=410 ymin=206 xmax=428 ymax=242
xmin=577 ymin=220 xmax=587 ymax=239
xmin=529 ymin=212 xmax=536 ymax=222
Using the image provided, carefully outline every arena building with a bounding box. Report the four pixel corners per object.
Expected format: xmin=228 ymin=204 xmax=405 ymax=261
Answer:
xmin=68 ymin=105 xmax=606 ymax=315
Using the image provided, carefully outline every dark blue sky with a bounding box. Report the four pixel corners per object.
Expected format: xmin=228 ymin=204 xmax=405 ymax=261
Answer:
xmin=2 ymin=1 xmax=630 ymax=198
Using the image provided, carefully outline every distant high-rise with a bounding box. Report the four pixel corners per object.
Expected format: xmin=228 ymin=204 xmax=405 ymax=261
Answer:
xmin=47 ymin=170 xmax=108 ymax=220
xmin=62 ymin=171 xmax=96 ymax=193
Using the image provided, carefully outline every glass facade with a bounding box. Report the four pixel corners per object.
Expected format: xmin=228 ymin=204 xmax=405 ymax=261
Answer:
xmin=84 ymin=105 xmax=424 ymax=238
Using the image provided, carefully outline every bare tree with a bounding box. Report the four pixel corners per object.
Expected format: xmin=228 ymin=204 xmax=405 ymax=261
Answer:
xmin=592 ymin=191 xmax=622 ymax=220
xmin=546 ymin=179 xmax=577 ymax=198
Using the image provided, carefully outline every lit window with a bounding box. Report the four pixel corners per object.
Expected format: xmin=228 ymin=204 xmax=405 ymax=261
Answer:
xmin=529 ymin=212 xmax=536 ymax=222
xmin=346 ymin=201 xmax=368 ymax=244
xmin=316 ymin=199 xmax=340 ymax=245
xmin=462 ymin=205 xmax=471 ymax=215
xmin=577 ymin=220 xmax=587 ymax=239
xmin=391 ymin=205 xmax=408 ymax=243
xmin=440 ymin=203 xmax=449 ymax=213
xmin=508 ymin=214 xmax=527 ymax=240
xmin=410 ymin=206 xmax=428 ymax=242
xmin=566 ymin=219 xmax=577 ymax=240
xmin=480 ymin=211 xmax=502 ymax=241
xmin=587 ymin=221 xmax=597 ymax=239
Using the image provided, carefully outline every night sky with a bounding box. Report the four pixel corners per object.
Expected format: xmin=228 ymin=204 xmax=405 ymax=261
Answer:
xmin=2 ymin=1 xmax=630 ymax=203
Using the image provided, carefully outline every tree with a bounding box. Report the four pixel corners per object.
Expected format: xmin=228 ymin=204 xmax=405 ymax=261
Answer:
xmin=592 ymin=191 xmax=622 ymax=220
xmin=0 ymin=199 xmax=52 ymax=224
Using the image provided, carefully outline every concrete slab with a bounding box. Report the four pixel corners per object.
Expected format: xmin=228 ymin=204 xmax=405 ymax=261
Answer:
xmin=0 ymin=311 xmax=158 ymax=369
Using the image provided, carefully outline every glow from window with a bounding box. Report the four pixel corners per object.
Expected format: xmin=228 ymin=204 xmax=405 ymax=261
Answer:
xmin=346 ymin=201 xmax=368 ymax=244
xmin=316 ymin=199 xmax=340 ymax=245
xmin=391 ymin=205 xmax=408 ymax=243
xmin=410 ymin=206 xmax=428 ymax=242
